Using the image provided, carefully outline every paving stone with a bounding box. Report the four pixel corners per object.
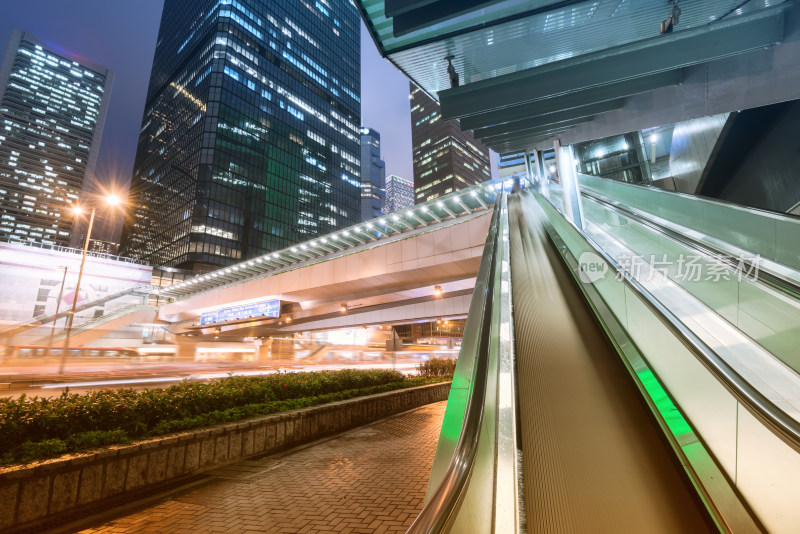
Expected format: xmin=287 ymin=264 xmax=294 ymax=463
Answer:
xmin=83 ymin=402 xmax=446 ymax=533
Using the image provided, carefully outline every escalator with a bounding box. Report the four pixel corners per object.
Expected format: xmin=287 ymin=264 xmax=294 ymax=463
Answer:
xmin=410 ymin=184 xmax=800 ymax=533
xmin=508 ymin=193 xmax=712 ymax=532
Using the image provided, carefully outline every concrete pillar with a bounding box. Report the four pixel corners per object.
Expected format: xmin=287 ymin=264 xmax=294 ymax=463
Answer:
xmin=257 ymin=339 xmax=273 ymax=361
xmin=523 ymin=150 xmax=536 ymax=188
xmin=174 ymin=339 xmax=196 ymax=361
xmin=555 ymin=139 xmax=585 ymax=228
xmin=533 ymin=150 xmax=548 ymax=197
xmin=636 ymin=131 xmax=653 ymax=183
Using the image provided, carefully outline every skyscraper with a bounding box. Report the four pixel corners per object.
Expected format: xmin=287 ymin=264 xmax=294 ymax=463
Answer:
xmin=384 ymin=174 xmax=413 ymax=215
xmin=0 ymin=29 xmax=113 ymax=246
xmin=410 ymin=83 xmax=490 ymax=204
xmin=121 ymin=0 xmax=361 ymax=270
xmin=359 ymin=126 xmax=384 ymax=221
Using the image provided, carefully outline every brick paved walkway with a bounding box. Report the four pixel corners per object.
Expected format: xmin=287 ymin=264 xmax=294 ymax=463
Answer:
xmin=80 ymin=401 xmax=446 ymax=534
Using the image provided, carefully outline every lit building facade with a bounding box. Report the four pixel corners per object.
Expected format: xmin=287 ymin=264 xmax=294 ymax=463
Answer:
xmin=359 ymin=126 xmax=384 ymax=221
xmin=87 ymin=239 xmax=120 ymax=255
xmin=0 ymin=30 xmax=113 ymax=246
xmin=121 ymin=0 xmax=362 ymax=270
xmin=384 ymin=174 xmax=413 ymax=214
xmin=410 ymin=83 xmax=490 ymax=204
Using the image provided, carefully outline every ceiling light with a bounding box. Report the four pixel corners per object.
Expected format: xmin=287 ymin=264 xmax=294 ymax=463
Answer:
xmin=340 ymin=303 xmax=348 ymax=313
xmin=434 ymin=285 xmax=443 ymax=297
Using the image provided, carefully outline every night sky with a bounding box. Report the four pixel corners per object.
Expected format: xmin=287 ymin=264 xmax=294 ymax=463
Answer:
xmin=0 ymin=1 xmax=488 ymax=240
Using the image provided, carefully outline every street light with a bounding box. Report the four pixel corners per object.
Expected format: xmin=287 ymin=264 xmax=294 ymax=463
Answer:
xmin=59 ymin=193 xmax=123 ymax=373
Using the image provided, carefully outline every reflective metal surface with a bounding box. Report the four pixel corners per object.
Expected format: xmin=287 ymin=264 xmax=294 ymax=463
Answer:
xmin=407 ymin=192 xmax=503 ymax=533
xmin=536 ymin=184 xmax=800 ymax=531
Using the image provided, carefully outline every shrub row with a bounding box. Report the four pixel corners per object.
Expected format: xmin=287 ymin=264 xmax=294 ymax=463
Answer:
xmin=0 ymin=369 xmax=418 ymax=464
xmin=418 ymin=357 xmax=457 ymax=377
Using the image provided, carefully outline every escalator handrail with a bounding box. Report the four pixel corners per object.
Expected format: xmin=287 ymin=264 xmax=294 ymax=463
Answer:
xmin=539 ymin=190 xmax=800 ymax=452
xmin=581 ymin=188 xmax=800 ymax=301
xmin=406 ymin=194 xmax=504 ymax=533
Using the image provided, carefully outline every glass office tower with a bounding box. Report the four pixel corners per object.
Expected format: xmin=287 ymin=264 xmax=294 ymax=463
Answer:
xmin=121 ymin=0 xmax=361 ymax=270
xmin=359 ymin=126 xmax=384 ymax=221
xmin=384 ymin=174 xmax=413 ymax=214
xmin=410 ymin=83 xmax=490 ymax=204
xmin=0 ymin=30 xmax=113 ymax=246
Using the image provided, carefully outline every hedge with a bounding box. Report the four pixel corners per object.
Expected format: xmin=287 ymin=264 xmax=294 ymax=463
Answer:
xmin=0 ymin=369 xmax=448 ymax=465
xmin=418 ymin=357 xmax=457 ymax=377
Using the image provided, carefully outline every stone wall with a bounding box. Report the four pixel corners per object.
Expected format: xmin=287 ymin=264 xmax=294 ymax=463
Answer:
xmin=0 ymin=382 xmax=450 ymax=532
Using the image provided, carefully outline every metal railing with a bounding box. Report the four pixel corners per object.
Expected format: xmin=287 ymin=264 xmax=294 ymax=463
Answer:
xmin=0 ymin=236 xmax=147 ymax=265
xmin=407 ymin=192 xmax=502 ymax=533
xmin=536 ymin=187 xmax=800 ymax=531
xmin=39 ymin=303 xmax=155 ymax=344
xmin=0 ymin=285 xmax=155 ymax=338
xmin=407 ymin=189 xmax=523 ymax=533
xmin=541 ymin=187 xmax=800 ymax=446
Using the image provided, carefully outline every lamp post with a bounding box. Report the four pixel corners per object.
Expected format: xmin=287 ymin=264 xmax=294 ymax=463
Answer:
xmin=59 ymin=194 xmax=122 ymax=374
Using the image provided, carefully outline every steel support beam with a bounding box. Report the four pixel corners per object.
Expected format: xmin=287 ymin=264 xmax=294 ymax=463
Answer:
xmin=459 ymin=70 xmax=683 ymax=131
xmin=473 ymin=99 xmax=624 ymax=139
xmin=442 ymin=7 xmax=785 ymax=120
xmin=479 ymin=117 xmax=592 ymax=144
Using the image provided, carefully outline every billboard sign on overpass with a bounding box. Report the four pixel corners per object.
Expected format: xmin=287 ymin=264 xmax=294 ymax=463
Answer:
xmin=200 ymin=299 xmax=280 ymax=325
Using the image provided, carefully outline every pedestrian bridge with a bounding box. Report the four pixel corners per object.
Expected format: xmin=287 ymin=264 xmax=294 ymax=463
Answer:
xmin=1 ymin=180 xmax=507 ymax=353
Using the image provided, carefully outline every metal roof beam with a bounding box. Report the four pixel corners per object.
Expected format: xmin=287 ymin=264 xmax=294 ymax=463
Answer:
xmin=389 ymin=0 xmax=505 ymax=37
xmin=441 ymin=8 xmax=785 ymax=120
xmin=473 ymin=99 xmax=624 ymax=139
xmin=493 ymin=136 xmax=560 ymax=154
xmin=459 ymin=71 xmax=683 ymax=131
xmin=479 ymin=117 xmax=592 ymax=144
